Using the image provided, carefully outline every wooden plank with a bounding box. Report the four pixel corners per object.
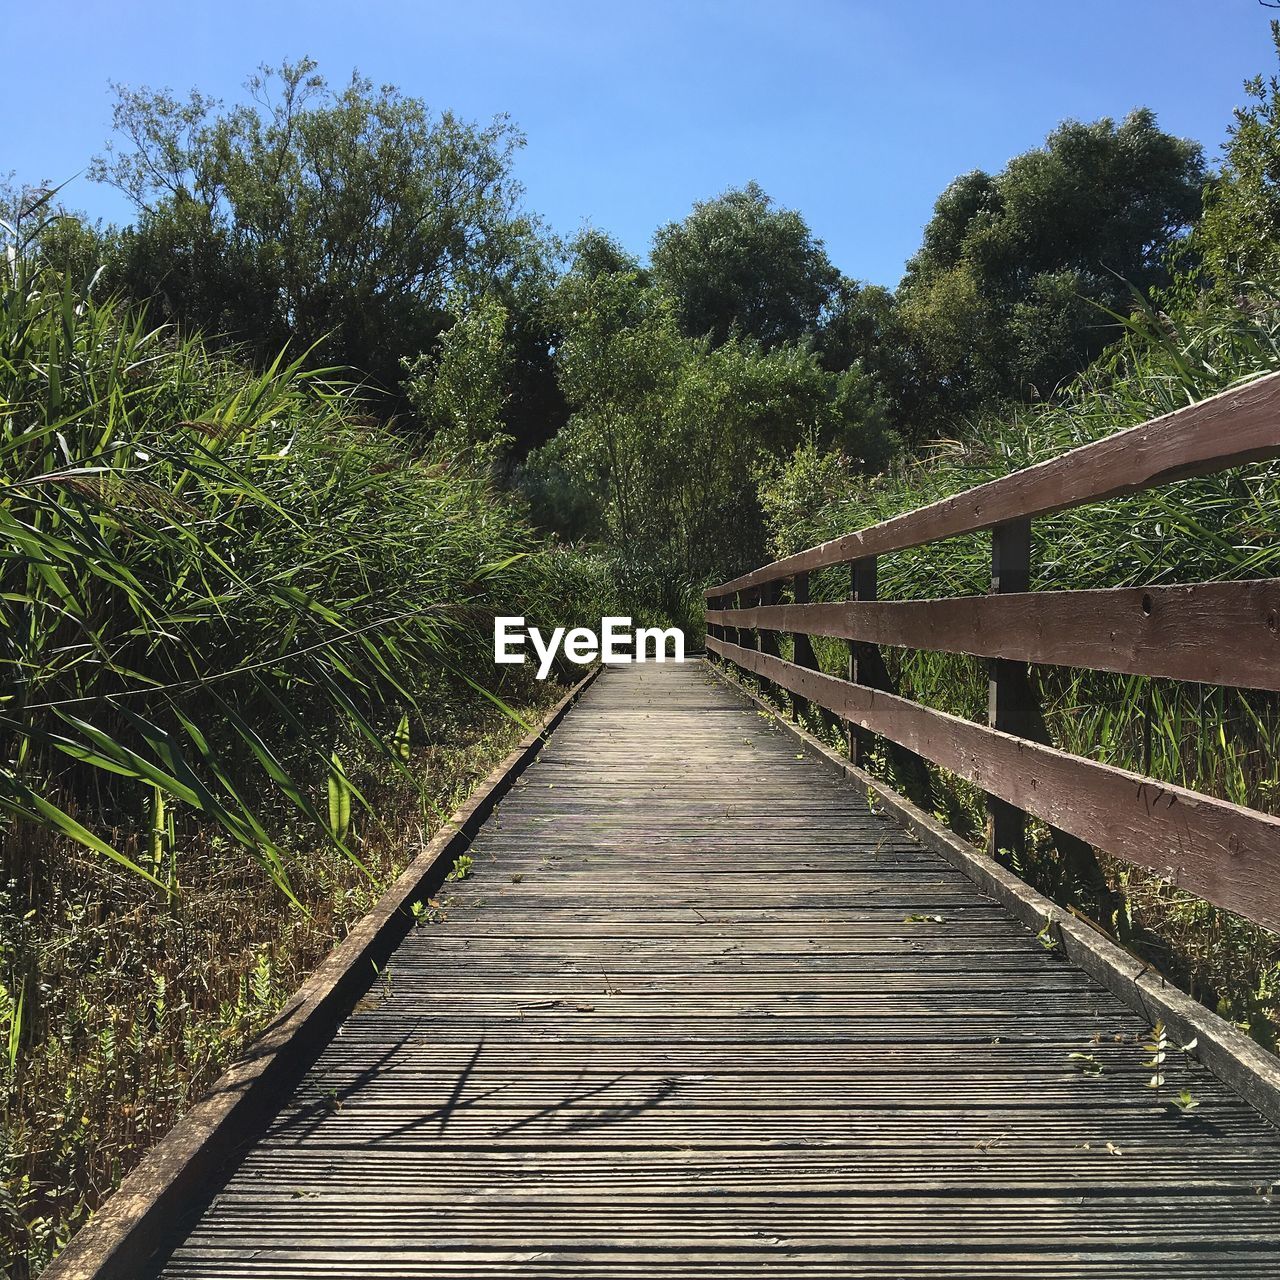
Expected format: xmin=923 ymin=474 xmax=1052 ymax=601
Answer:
xmin=708 ymin=655 xmax=1280 ymax=1132
xmin=789 ymin=571 xmax=818 ymax=726
xmin=756 ymin=582 xmax=778 ymax=702
xmin=704 ymin=591 xmax=723 ymax=646
xmin=848 ymin=557 xmax=877 ymax=766
xmin=707 ymin=576 xmax=1280 ymax=690
xmin=987 ymin=520 xmax=1032 ymax=861
xmin=38 ymin=668 xmax=603 ymax=1280
xmin=708 ymin=635 xmax=1280 ymax=933
xmin=67 ymin=659 xmax=1280 ymax=1280
xmin=708 ymin=371 xmax=1280 ymax=594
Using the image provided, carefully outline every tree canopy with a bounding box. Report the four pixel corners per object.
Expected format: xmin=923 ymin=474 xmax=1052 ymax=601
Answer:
xmin=650 ymin=181 xmax=839 ymax=348
xmin=1189 ymin=21 xmax=1280 ymax=288
xmin=91 ymin=59 xmax=547 ymax=405
xmin=20 ymin=56 xmax=1250 ymax=586
xmin=896 ymin=109 xmax=1206 ymax=420
xmin=520 ymin=239 xmax=896 ymax=584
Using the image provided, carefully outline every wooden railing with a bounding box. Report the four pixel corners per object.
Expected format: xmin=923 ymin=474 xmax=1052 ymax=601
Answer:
xmin=706 ymin=372 xmax=1280 ymax=935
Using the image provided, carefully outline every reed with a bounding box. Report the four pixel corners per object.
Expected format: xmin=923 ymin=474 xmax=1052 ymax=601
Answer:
xmin=0 ymin=227 xmax=610 ymax=1273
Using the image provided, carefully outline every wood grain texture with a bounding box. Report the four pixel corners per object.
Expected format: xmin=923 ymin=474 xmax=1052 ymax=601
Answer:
xmin=709 ymin=371 xmax=1280 ymax=595
xmin=987 ymin=520 xmax=1033 ymax=860
xmin=151 ymin=661 xmax=1280 ymax=1279
xmin=708 ymin=577 xmax=1280 ymax=690
xmin=706 ymin=657 xmax=1280 ymax=1131
xmin=708 ymin=636 xmax=1280 ymax=934
xmin=40 ymin=669 xmax=602 ymax=1280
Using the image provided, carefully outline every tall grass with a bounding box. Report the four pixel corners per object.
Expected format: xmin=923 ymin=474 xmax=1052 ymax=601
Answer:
xmin=0 ymin=234 xmax=613 ymax=1272
xmin=759 ymin=287 xmax=1280 ymax=1044
xmin=0 ymin=236 xmax=581 ymax=892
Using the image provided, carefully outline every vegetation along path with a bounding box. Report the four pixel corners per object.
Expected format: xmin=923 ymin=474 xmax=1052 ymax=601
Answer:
xmin=156 ymin=661 xmax=1279 ymax=1277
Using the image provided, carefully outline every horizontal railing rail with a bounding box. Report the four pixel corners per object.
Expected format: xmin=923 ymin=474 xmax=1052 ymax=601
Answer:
xmin=705 ymin=370 xmax=1280 ymax=936
xmin=710 ymin=372 xmax=1280 ymax=595
xmin=706 ymin=579 xmax=1280 ymax=691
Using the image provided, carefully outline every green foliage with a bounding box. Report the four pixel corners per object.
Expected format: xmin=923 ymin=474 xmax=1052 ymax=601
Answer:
xmin=1068 ymin=1052 xmax=1103 ymax=1076
xmin=392 ymin=712 xmax=411 ymax=763
xmin=758 ymin=280 xmax=1280 ymax=1038
xmin=527 ymin=245 xmax=898 ymax=605
xmin=897 ymin=109 xmax=1205 ymax=427
xmin=0 ymin=226 xmax=607 ymax=894
xmin=755 ymin=438 xmax=867 ymax=560
xmin=638 ymin=122 xmax=1208 ymax=451
xmin=326 ymin=754 xmax=352 ymax=845
xmin=91 ymin=59 xmax=546 ymax=407
xmin=0 ymin=701 xmax=547 ymax=1277
xmin=1143 ymin=1026 xmax=1167 ymax=1089
xmin=517 ymin=430 xmax=607 ymax=543
xmin=8 ymin=41 xmax=1280 ymax=1276
xmin=1188 ymin=21 xmax=1280 ymax=290
xmin=403 ymin=293 xmax=514 ymax=457
xmin=651 ymin=181 xmax=839 ymax=348
xmin=0 ymin=215 xmax=610 ymax=1271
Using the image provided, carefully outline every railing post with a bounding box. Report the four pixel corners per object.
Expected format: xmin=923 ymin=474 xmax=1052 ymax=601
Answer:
xmin=987 ymin=519 xmax=1032 ymax=865
xmin=848 ymin=557 xmax=878 ymax=766
xmin=791 ymin=571 xmax=817 ymax=726
xmin=844 ymin=559 xmax=934 ymax=808
xmin=982 ymin=523 xmax=1115 ymax=908
xmin=758 ymin=580 xmax=780 ymax=704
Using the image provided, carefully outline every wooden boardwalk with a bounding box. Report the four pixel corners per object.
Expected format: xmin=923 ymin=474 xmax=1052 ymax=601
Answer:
xmin=160 ymin=660 xmax=1280 ymax=1277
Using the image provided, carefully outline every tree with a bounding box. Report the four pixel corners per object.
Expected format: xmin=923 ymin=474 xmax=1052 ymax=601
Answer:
xmin=91 ymin=60 xmax=547 ymax=409
xmin=816 ymin=278 xmax=898 ymax=374
xmin=527 ymin=253 xmax=896 ymax=586
xmin=816 ymin=276 xmax=927 ymax=442
xmin=546 ymin=263 xmax=684 ymax=555
xmin=403 ymin=292 xmax=513 ymax=457
xmin=898 ymin=109 xmax=1205 ymax=424
xmin=0 ymin=177 xmax=112 ymax=288
xmin=1188 ymin=21 xmax=1280 ymax=289
xmin=650 ymin=181 xmax=839 ymax=348
xmin=567 ymin=228 xmax=644 ymax=280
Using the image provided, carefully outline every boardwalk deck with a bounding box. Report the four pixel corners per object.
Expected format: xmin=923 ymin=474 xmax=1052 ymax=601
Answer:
xmin=159 ymin=660 xmax=1280 ymax=1278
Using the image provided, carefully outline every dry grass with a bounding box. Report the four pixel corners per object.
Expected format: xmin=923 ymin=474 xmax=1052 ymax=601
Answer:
xmin=0 ymin=686 xmax=562 ymax=1278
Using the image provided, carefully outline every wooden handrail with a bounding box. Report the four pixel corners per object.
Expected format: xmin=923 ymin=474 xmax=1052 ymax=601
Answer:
xmin=709 ymin=635 xmax=1280 ymax=933
xmin=707 ymin=578 xmax=1280 ymax=691
xmin=705 ymin=373 xmax=1280 ymax=935
xmin=707 ymin=370 xmax=1280 ymax=597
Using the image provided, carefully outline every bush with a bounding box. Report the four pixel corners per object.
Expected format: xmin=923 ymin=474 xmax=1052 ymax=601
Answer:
xmin=0 ymin=242 xmax=620 ymax=1272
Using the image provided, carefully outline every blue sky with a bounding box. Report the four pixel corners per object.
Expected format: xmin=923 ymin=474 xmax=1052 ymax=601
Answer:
xmin=4 ymin=1 xmax=1277 ymax=285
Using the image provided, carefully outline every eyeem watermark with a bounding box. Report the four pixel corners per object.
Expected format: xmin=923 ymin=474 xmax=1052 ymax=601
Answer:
xmin=495 ymin=616 xmax=685 ymax=679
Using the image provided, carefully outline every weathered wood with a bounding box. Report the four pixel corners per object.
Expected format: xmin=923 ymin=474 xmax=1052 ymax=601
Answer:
xmin=709 ymin=635 xmax=1280 ymax=934
xmin=152 ymin=661 xmax=1280 ymax=1278
xmin=988 ymin=520 xmax=1032 ymax=862
xmin=708 ymin=657 xmax=1280 ymax=1133
xmin=38 ymin=668 xmax=603 ymax=1280
xmin=839 ymin=557 xmax=934 ymax=809
xmin=709 ymin=370 xmax=1280 ymax=595
xmin=707 ymin=577 xmax=1280 ymax=690
xmin=757 ymin=582 xmax=779 ymax=702
xmin=848 ymin=557 xmax=877 ymax=766
xmin=789 ymin=571 xmax=817 ymax=725
xmin=705 ymin=592 xmax=723 ymax=645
